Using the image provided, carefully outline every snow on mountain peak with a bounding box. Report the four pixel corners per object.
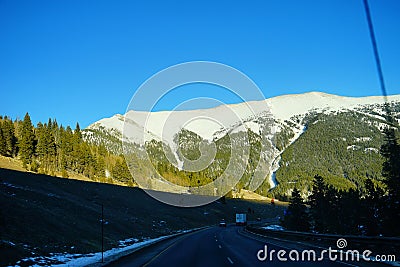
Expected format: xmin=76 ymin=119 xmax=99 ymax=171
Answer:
xmin=86 ymin=92 xmax=400 ymax=145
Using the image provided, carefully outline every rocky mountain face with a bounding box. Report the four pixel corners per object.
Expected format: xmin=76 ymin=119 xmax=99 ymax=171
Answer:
xmin=83 ymin=92 xmax=400 ymax=200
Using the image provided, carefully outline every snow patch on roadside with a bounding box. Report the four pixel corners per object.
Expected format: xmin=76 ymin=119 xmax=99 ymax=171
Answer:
xmin=262 ymin=225 xmax=284 ymax=231
xmin=7 ymin=234 xmax=182 ymax=267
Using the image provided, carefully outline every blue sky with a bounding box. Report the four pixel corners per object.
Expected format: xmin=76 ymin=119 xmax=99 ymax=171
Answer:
xmin=1 ymin=0 xmax=399 ymax=128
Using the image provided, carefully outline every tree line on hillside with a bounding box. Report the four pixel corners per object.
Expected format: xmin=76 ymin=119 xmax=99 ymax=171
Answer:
xmin=272 ymin=111 xmax=386 ymax=201
xmin=282 ymin=124 xmax=400 ymax=237
xmin=145 ymin=129 xmax=263 ymax=192
xmin=0 ymin=113 xmax=132 ymax=185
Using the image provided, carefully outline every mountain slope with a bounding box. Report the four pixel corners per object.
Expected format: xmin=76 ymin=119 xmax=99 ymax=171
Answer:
xmin=83 ymin=92 xmax=400 ymax=199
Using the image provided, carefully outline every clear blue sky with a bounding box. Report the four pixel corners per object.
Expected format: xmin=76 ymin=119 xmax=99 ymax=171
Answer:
xmin=1 ymin=0 xmax=399 ymax=128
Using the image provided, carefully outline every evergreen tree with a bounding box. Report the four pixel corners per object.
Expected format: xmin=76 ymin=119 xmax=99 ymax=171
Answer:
xmin=18 ymin=113 xmax=35 ymax=166
xmin=381 ymin=127 xmax=400 ymax=198
xmin=362 ymin=178 xmax=384 ymax=235
xmin=47 ymin=118 xmax=52 ymax=131
xmin=340 ymin=188 xmax=362 ymax=235
xmin=282 ymin=188 xmax=310 ymax=231
xmin=36 ymin=122 xmax=46 ymax=159
xmin=71 ymin=123 xmax=85 ymax=172
xmin=380 ymin=126 xmax=400 ymax=236
xmin=94 ymin=155 xmax=105 ymax=178
xmin=324 ymin=185 xmax=341 ymax=233
xmin=308 ymin=175 xmax=361 ymax=234
xmin=309 ymin=174 xmax=328 ymax=233
xmin=73 ymin=122 xmax=82 ymax=144
xmin=1 ymin=119 xmax=17 ymax=156
xmin=0 ymin=125 xmax=7 ymax=156
xmin=45 ymin=123 xmax=56 ymax=158
xmin=50 ymin=119 xmax=59 ymax=144
xmin=36 ymin=122 xmax=56 ymax=173
xmin=80 ymin=142 xmax=94 ymax=177
xmin=62 ymin=126 xmax=74 ymax=170
xmin=51 ymin=119 xmax=58 ymax=132
xmin=112 ymin=159 xmax=132 ymax=183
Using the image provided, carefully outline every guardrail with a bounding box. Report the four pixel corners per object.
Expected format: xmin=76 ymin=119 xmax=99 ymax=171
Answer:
xmin=245 ymin=225 xmax=400 ymax=256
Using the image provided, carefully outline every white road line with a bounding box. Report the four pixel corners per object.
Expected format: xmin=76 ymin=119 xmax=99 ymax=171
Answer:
xmin=227 ymin=257 xmax=234 ymax=264
xmin=218 ymin=245 xmax=222 ymax=249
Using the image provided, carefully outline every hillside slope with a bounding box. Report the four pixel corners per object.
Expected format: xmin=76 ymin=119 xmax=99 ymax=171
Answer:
xmin=0 ymin=168 xmax=282 ymax=266
xmin=83 ymin=92 xmax=400 ymax=199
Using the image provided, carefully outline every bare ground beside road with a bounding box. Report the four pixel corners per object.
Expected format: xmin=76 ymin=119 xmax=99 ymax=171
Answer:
xmin=0 ymin=168 xmax=284 ymax=266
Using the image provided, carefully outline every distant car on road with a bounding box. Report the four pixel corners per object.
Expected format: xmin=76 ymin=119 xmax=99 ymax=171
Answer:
xmin=219 ymin=219 xmax=227 ymax=227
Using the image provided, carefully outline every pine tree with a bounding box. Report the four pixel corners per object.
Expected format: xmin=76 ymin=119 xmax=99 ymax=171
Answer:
xmin=70 ymin=123 xmax=85 ymax=172
xmin=112 ymin=158 xmax=132 ymax=183
xmin=324 ymin=185 xmax=342 ymax=234
xmin=50 ymin=119 xmax=59 ymax=144
xmin=36 ymin=122 xmax=46 ymax=159
xmin=73 ymin=122 xmax=82 ymax=144
xmin=36 ymin=122 xmax=56 ymax=173
xmin=1 ymin=119 xmax=17 ymax=157
xmin=282 ymin=188 xmax=310 ymax=231
xmin=18 ymin=113 xmax=35 ymax=166
xmin=95 ymin=155 xmax=105 ymax=178
xmin=80 ymin=142 xmax=94 ymax=177
xmin=380 ymin=126 xmax=400 ymax=236
xmin=0 ymin=124 xmax=7 ymax=156
xmin=309 ymin=174 xmax=328 ymax=233
xmin=44 ymin=123 xmax=56 ymax=168
xmin=381 ymin=127 xmax=400 ymax=199
xmin=363 ymin=178 xmax=384 ymax=235
xmin=61 ymin=126 xmax=74 ymax=170
xmin=338 ymin=188 xmax=362 ymax=235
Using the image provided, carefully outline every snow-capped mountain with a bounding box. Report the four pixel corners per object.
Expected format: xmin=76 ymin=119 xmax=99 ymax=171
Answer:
xmin=86 ymin=92 xmax=399 ymax=144
xmin=83 ymin=92 xmax=400 ymax=198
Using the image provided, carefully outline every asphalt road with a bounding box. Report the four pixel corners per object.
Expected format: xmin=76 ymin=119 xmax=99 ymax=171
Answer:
xmin=106 ymin=226 xmax=363 ymax=267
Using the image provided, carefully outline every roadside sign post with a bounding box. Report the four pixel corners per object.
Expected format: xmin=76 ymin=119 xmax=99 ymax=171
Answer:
xmin=101 ymin=204 xmax=104 ymax=263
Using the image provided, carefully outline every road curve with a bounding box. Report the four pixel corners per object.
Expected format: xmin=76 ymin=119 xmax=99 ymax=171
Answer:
xmin=106 ymin=226 xmax=359 ymax=267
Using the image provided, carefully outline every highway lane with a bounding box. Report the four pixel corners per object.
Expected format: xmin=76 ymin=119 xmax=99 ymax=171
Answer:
xmin=107 ymin=226 xmax=360 ymax=267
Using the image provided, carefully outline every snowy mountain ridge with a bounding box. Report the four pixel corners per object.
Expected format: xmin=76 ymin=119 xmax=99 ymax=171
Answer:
xmin=86 ymin=92 xmax=399 ymax=144
xmin=83 ymin=92 xmax=400 ymax=197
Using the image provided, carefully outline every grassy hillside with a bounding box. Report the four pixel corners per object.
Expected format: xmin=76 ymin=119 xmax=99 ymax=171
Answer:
xmin=0 ymin=168 xmax=283 ymax=266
